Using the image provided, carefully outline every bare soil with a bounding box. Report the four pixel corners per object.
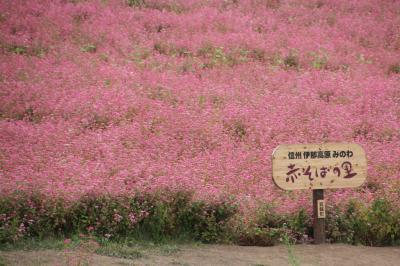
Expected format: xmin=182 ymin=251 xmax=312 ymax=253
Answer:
xmin=1 ymin=244 xmax=399 ymax=266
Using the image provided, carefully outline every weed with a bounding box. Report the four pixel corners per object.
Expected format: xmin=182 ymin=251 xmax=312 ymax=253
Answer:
xmin=0 ymin=256 xmax=6 ymax=266
xmin=95 ymin=242 xmax=143 ymax=259
xmin=284 ymin=54 xmax=299 ymax=69
xmin=310 ymin=51 xmax=328 ymax=70
xmin=282 ymin=229 xmax=300 ymax=266
xmin=388 ymin=64 xmax=400 ymax=74
xmin=81 ymin=44 xmax=97 ymax=53
xmin=0 ymin=191 xmax=237 ymax=245
xmin=325 ymin=198 xmax=400 ymax=246
xmin=127 ymin=0 xmax=145 ymax=7
xmin=83 ymin=114 xmax=109 ymax=130
xmin=224 ymin=119 xmax=248 ymax=141
xmin=8 ymin=45 xmax=28 ymax=55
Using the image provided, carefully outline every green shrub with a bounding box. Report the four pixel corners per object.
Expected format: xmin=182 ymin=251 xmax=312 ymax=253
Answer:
xmin=224 ymin=119 xmax=248 ymax=141
xmin=287 ymin=209 xmax=312 ymax=239
xmin=388 ymin=64 xmax=400 ymax=74
xmin=80 ymin=44 xmax=97 ymax=53
xmin=1 ymin=192 xmax=399 ymax=247
xmin=0 ymin=192 xmax=67 ymax=242
xmin=127 ymin=0 xmax=146 ymax=7
xmin=310 ymin=51 xmax=328 ymax=70
xmin=139 ymin=200 xmax=175 ymax=242
xmin=284 ymin=54 xmax=299 ymax=69
xmin=95 ymin=242 xmax=143 ymax=259
xmin=326 ymin=198 xmax=400 ymax=246
xmin=8 ymin=45 xmax=27 ymax=55
xmin=0 ymin=191 xmax=237 ymax=245
xmin=5 ymin=44 xmax=47 ymax=57
xmin=237 ymin=226 xmax=280 ymax=246
xmin=236 ymin=206 xmax=311 ymax=246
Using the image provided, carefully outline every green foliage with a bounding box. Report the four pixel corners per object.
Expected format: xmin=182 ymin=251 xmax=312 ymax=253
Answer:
xmin=224 ymin=119 xmax=248 ymax=141
xmin=197 ymin=45 xmax=240 ymax=68
xmin=281 ymin=230 xmax=300 ymax=266
xmin=1 ymin=193 xmax=399 ymax=247
xmin=238 ymin=200 xmax=400 ymax=247
xmin=326 ymin=198 xmax=400 ymax=246
xmin=309 ymin=51 xmax=328 ymax=70
xmin=8 ymin=45 xmax=27 ymax=55
xmin=129 ymin=47 xmax=151 ymax=65
xmin=0 ymin=255 xmax=6 ymax=266
xmin=264 ymin=0 xmax=281 ymax=9
xmin=237 ymin=226 xmax=280 ymax=246
xmin=140 ymin=201 xmax=174 ymax=242
xmin=184 ymin=200 xmax=238 ymax=243
xmin=13 ymin=107 xmax=43 ymax=123
xmin=248 ymin=48 xmax=266 ymax=62
xmin=126 ymin=0 xmax=146 ymax=7
xmin=146 ymin=86 xmax=178 ymax=106
xmin=388 ymin=64 xmax=400 ymax=74
xmin=83 ymin=114 xmax=110 ymax=130
xmin=4 ymin=43 xmax=48 ymax=57
xmin=0 ymin=191 xmax=237 ymax=245
xmin=0 ymin=237 xmax=70 ymax=251
xmin=95 ymin=242 xmax=143 ymax=259
xmin=151 ymin=42 xmax=266 ymax=69
xmin=236 ymin=207 xmax=311 ymax=246
xmin=287 ymin=209 xmax=311 ymax=239
xmin=139 ymin=192 xmax=237 ymax=243
xmin=80 ymin=44 xmax=97 ymax=53
xmin=284 ymin=54 xmax=299 ymax=69
xmin=127 ymin=0 xmax=185 ymax=13
xmin=0 ymin=192 xmax=67 ymax=242
xmin=0 ymin=13 xmax=6 ymax=23
xmin=153 ymin=42 xmax=169 ymax=55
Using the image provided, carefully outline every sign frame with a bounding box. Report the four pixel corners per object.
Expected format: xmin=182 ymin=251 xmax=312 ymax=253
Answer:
xmin=272 ymin=142 xmax=367 ymax=191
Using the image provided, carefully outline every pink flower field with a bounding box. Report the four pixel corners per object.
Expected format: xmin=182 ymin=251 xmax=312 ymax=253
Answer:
xmin=1 ymin=0 xmax=400 ymax=212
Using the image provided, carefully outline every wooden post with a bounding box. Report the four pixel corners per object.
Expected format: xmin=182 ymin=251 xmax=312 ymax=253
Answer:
xmin=313 ymin=189 xmax=325 ymax=244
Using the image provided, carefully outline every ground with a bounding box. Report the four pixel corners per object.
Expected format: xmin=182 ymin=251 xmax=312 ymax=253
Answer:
xmin=1 ymin=243 xmax=399 ymax=266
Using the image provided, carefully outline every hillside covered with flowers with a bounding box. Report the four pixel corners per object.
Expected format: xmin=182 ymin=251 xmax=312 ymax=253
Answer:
xmin=1 ymin=0 xmax=400 ymax=215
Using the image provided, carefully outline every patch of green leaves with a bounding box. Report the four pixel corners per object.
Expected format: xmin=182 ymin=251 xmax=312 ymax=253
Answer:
xmin=0 ymin=255 xmax=7 ymax=266
xmin=95 ymin=242 xmax=143 ymax=259
xmin=309 ymin=51 xmax=328 ymax=70
xmin=388 ymin=64 xmax=400 ymax=74
xmin=0 ymin=191 xmax=237 ymax=245
xmin=283 ymin=54 xmax=299 ymax=69
xmin=4 ymin=44 xmax=48 ymax=57
xmin=8 ymin=45 xmax=27 ymax=55
xmin=126 ymin=0 xmax=145 ymax=7
xmin=80 ymin=44 xmax=97 ymax=53
xmin=326 ymin=198 xmax=400 ymax=246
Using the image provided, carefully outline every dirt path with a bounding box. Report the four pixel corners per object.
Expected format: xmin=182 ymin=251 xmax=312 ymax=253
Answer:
xmin=1 ymin=244 xmax=400 ymax=266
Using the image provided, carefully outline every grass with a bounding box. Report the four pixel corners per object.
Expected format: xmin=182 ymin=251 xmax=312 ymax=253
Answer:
xmin=0 ymin=255 xmax=7 ymax=266
xmin=0 ymin=235 xmax=190 ymax=263
xmin=95 ymin=242 xmax=143 ymax=259
xmin=169 ymin=261 xmax=190 ymax=266
xmin=157 ymin=244 xmax=181 ymax=255
xmin=282 ymin=233 xmax=300 ymax=266
xmin=0 ymin=237 xmax=70 ymax=251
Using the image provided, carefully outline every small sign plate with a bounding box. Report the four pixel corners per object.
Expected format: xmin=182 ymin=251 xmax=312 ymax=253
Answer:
xmin=317 ymin=200 xmax=326 ymax=218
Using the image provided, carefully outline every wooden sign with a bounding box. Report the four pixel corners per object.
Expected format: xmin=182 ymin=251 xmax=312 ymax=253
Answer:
xmin=272 ymin=143 xmax=367 ymax=190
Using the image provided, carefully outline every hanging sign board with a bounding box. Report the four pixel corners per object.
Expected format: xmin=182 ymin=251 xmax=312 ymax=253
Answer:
xmin=272 ymin=143 xmax=367 ymax=190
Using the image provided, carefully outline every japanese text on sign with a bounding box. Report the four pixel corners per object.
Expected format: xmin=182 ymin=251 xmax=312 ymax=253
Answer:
xmin=288 ymin=150 xmax=353 ymax=160
xmin=286 ymin=161 xmax=357 ymax=183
